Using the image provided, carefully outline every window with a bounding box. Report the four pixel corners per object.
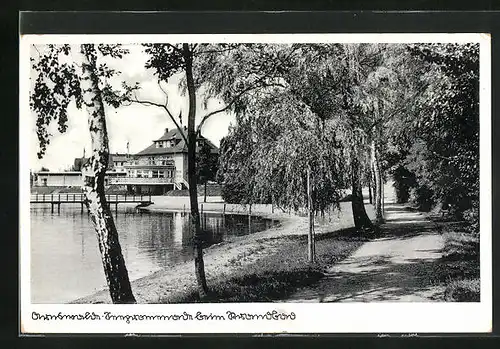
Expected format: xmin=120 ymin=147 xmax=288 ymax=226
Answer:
xmin=42 ymin=178 xmax=47 ymax=186
xmin=159 ymin=171 xmax=165 ymax=178
xmin=152 ymin=170 xmax=159 ymax=178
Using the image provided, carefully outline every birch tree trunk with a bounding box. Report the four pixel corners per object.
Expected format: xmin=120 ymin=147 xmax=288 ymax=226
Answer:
xmin=183 ymin=43 xmax=209 ymax=298
xmin=78 ymin=44 xmax=136 ymax=304
xmin=368 ymin=173 xmax=373 ymax=204
xmin=351 ymin=150 xmax=374 ymax=231
xmin=371 ymin=139 xmax=384 ymax=224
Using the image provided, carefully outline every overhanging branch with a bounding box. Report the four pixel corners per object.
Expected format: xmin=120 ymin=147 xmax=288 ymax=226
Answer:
xmin=130 ymin=95 xmax=189 ymax=145
xmin=196 ymin=82 xmax=286 ymax=135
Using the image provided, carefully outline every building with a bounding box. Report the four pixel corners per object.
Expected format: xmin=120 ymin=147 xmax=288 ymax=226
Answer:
xmin=34 ymin=171 xmax=83 ymax=187
xmin=33 ymin=154 xmax=129 ymax=188
xmin=73 ymin=153 xmax=129 ymax=173
xmin=110 ymin=127 xmax=218 ymax=195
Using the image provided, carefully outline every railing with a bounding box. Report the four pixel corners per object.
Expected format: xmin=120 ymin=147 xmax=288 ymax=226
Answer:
xmin=109 ymin=177 xmax=174 ymax=184
xmin=30 ymin=193 xmax=152 ymax=203
xmin=124 ymin=161 xmax=175 ymax=167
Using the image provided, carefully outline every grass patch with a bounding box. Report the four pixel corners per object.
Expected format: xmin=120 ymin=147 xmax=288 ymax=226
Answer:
xmin=439 ymin=229 xmax=480 ymax=302
xmin=163 ymin=229 xmax=366 ymax=303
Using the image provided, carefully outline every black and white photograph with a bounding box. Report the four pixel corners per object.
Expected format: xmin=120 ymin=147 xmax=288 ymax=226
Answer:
xmin=19 ymin=33 xmax=492 ymax=334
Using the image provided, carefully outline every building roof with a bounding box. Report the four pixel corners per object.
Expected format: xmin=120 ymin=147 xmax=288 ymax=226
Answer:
xmin=154 ymin=127 xmax=188 ymax=142
xmin=136 ymin=128 xmax=219 ymax=156
xmin=111 ymin=153 xmax=129 ymax=162
xmin=37 ymin=171 xmax=82 ymax=175
xmin=73 ymin=153 xmax=130 ymax=171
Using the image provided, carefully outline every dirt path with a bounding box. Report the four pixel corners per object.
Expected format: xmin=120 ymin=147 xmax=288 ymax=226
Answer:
xmin=284 ymin=203 xmax=446 ymax=302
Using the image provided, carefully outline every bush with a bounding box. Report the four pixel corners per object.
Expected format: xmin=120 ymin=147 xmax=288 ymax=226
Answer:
xmin=462 ymin=199 xmax=479 ymax=237
xmin=409 ymin=185 xmax=435 ymax=211
xmin=392 ymin=166 xmax=417 ymax=204
xmin=444 ymin=279 xmax=480 ymax=302
xmin=221 ymin=181 xmax=250 ymax=204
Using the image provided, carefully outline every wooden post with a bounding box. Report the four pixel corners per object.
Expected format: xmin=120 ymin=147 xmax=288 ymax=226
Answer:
xmin=58 ymin=203 xmax=60 ymax=213
xmin=51 ymin=203 xmax=54 ymax=213
xmin=307 ymin=165 xmax=315 ymax=263
xmin=81 ymin=202 xmax=83 ymax=213
xmin=36 ymin=194 xmax=38 ymax=201
xmin=248 ymin=213 xmax=251 ymax=234
xmin=201 ymin=203 xmax=204 ymax=215
xmin=223 ymin=203 xmax=226 ymax=216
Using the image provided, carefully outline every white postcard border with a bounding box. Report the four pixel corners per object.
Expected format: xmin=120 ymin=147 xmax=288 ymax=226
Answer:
xmin=19 ymin=33 xmax=492 ymax=334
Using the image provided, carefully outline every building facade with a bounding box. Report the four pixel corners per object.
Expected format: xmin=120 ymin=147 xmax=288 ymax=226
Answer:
xmin=33 ymin=154 xmax=129 ymax=188
xmin=31 ymin=128 xmax=218 ymax=194
xmin=111 ymin=127 xmax=218 ymax=195
xmin=34 ymin=171 xmax=83 ymax=187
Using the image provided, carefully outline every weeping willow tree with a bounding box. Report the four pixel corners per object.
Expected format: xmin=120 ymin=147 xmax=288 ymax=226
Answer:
xmin=220 ymin=87 xmax=347 ymax=262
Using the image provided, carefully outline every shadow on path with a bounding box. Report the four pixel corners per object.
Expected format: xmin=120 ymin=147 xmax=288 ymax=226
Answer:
xmin=283 ymin=203 xmax=446 ymax=302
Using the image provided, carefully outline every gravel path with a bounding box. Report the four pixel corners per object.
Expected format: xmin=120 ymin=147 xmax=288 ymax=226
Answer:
xmin=284 ymin=203 xmax=446 ymax=302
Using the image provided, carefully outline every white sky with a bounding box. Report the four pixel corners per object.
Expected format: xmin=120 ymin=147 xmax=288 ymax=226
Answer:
xmin=29 ymin=44 xmax=234 ymax=171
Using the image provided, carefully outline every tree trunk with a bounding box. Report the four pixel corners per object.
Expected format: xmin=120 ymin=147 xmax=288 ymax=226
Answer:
xmin=183 ymin=43 xmax=208 ymax=298
xmin=307 ymin=165 xmax=315 ymax=263
xmin=78 ymin=44 xmax=135 ymax=304
xmin=371 ymin=140 xmax=384 ymax=224
xmin=368 ymin=174 xmax=373 ymax=204
xmin=351 ymin=153 xmax=374 ymax=231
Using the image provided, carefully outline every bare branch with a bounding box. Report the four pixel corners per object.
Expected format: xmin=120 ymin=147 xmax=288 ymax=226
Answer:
xmin=32 ymin=44 xmax=41 ymax=57
xmin=131 ymin=94 xmax=189 ymax=145
xmin=157 ymin=80 xmax=169 ymax=105
xmin=430 ymin=150 xmax=468 ymax=161
xmin=196 ymin=81 xmax=286 ymax=135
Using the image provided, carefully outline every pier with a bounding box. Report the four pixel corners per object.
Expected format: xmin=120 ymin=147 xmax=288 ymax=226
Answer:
xmin=30 ymin=193 xmax=153 ymax=213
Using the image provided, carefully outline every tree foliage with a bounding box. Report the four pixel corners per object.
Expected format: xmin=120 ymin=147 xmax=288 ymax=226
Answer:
xmin=392 ymin=43 xmax=479 ymax=223
xmin=30 ymin=44 xmax=129 ymax=158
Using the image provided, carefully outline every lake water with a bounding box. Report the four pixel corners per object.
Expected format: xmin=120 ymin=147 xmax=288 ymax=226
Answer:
xmin=30 ymin=204 xmax=278 ymax=303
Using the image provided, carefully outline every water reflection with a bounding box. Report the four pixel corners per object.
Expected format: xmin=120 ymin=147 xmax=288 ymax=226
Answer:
xmin=30 ymin=204 xmax=277 ymax=303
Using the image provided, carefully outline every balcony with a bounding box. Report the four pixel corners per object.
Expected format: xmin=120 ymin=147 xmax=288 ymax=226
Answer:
xmin=125 ymin=160 xmax=175 ymax=168
xmin=109 ymin=176 xmax=174 ymax=185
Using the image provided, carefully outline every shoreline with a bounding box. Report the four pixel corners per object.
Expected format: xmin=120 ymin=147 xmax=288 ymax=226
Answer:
xmin=72 ymin=198 xmax=373 ymax=304
xmin=140 ymin=195 xmax=292 ymax=219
